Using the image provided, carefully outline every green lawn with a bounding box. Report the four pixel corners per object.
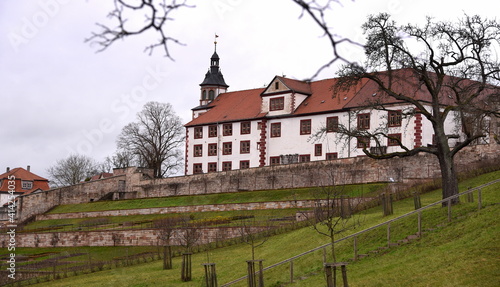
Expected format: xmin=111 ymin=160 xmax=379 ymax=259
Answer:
xmin=19 ymin=171 xmax=499 ymax=287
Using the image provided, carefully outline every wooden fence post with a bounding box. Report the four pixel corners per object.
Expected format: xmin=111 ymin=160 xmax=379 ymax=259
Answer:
xmin=413 ymin=192 xmax=421 ymax=210
xmin=447 ymin=198 xmax=452 ymax=222
xmin=181 ymin=253 xmax=192 ymax=282
xmin=353 ymin=236 xmax=358 ymax=261
xmin=417 ymin=212 xmax=422 ymax=237
xmin=290 ymin=260 xmax=294 ymax=283
xmin=246 ymin=260 xmax=264 ymax=287
xmin=387 ymin=222 xmax=391 ymax=248
xmin=467 ymin=188 xmax=474 ymax=203
xmin=203 ymin=263 xmax=218 ymax=287
xmin=478 ymin=189 xmax=482 ymax=210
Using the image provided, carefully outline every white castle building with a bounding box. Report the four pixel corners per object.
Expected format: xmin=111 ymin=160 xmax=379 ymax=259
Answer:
xmin=183 ymin=46 xmax=490 ymax=175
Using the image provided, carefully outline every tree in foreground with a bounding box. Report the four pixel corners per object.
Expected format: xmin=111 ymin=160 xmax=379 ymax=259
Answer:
xmin=333 ymin=13 xmax=500 ymax=204
xmin=47 ymin=154 xmax=97 ymax=187
xmin=116 ymin=101 xmax=184 ymax=178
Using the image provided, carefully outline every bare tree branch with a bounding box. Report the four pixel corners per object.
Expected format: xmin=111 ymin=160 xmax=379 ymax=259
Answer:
xmin=86 ymin=0 xmax=194 ymax=58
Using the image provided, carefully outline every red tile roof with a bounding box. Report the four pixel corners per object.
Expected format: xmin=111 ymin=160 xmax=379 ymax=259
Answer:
xmin=0 ymin=167 xmax=50 ymax=194
xmin=90 ymin=173 xmax=114 ymax=181
xmin=186 ymin=88 xmax=266 ymax=126
xmin=185 ymin=69 xmax=496 ymax=126
xmin=276 ymin=76 xmax=312 ymax=95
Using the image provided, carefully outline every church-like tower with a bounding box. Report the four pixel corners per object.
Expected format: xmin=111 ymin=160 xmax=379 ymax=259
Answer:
xmin=199 ymin=39 xmax=229 ymax=106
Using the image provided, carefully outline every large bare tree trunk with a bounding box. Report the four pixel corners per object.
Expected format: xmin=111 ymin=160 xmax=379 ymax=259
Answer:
xmin=436 ymin=141 xmax=460 ymax=205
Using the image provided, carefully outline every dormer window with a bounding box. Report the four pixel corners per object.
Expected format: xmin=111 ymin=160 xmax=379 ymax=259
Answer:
xmin=270 ymin=97 xmax=284 ymax=111
xmin=22 ymin=180 xmax=33 ymax=190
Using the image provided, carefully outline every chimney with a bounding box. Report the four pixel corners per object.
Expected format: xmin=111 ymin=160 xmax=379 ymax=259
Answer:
xmin=27 ymin=165 xmax=30 ymax=172
xmin=6 ymin=167 xmax=10 ymax=173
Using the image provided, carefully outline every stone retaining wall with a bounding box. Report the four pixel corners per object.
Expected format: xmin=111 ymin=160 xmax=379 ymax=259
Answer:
xmin=0 ymin=226 xmax=265 ymax=248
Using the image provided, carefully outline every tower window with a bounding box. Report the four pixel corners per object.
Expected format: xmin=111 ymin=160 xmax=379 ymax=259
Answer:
xmin=202 ymin=90 xmax=207 ymax=100
xmin=208 ymin=90 xmax=215 ymax=100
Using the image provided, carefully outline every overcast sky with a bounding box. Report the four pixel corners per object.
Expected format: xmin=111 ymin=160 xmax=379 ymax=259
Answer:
xmin=0 ymin=0 xmax=496 ymax=181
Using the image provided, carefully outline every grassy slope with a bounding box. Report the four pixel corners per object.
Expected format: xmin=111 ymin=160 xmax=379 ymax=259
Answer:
xmin=25 ymin=171 xmax=500 ymax=286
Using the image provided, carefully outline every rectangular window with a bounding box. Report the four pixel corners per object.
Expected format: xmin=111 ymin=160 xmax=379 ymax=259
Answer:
xmin=326 ymin=116 xmax=339 ymax=132
xmin=193 ymin=164 xmax=203 ymax=174
xmin=357 ymin=136 xmax=370 ymax=148
xmin=209 ymin=125 xmax=217 ymax=137
xmin=299 ymin=154 xmax=310 ymax=162
xmin=208 ymin=162 xmax=217 ymax=173
xmin=388 ymin=110 xmax=402 ymax=127
xmin=270 ymin=97 xmax=285 ymax=111
xmin=357 ymin=113 xmax=370 ymax=130
xmin=208 ymin=143 xmax=217 ymax=156
xmin=270 ymin=156 xmax=281 ymax=165
xmin=326 ymin=153 xmax=338 ymax=160
xmin=222 ymin=161 xmax=232 ymax=171
xmin=223 ymin=123 xmax=233 ymax=136
xmin=223 ymin=142 xmax=232 ymax=155
xmin=300 ymin=119 xmax=312 ymax=135
xmin=241 ymin=121 xmax=251 ymax=134
xmin=240 ymin=160 xmax=250 ymax=169
xmin=193 ymin=144 xmax=203 ymax=157
xmin=271 ymin=123 xmax=281 ymax=137
xmin=22 ymin=180 xmax=33 ymax=190
xmin=314 ymin=144 xmax=322 ymax=156
xmin=194 ymin=127 xmax=203 ymax=139
xmin=388 ymin=133 xmax=402 ymax=146
xmin=240 ymin=140 xmax=250 ymax=154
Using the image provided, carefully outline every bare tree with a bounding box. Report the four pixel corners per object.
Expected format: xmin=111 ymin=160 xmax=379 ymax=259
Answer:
xmin=47 ymin=154 xmax=97 ymax=187
xmin=238 ymin=217 xmax=273 ymax=261
xmin=154 ymin=217 xmax=182 ymax=269
xmin=117 ymin=101 xmax=185 ymax=178
xmin=299 ymin=167 xmax=363 ymax=263
xmin=332 ymin=13 xmax=500 ymax=204
xmin=86 ymin=0 xmax=194 ymax=58
xmin=105 ymin=150 xmax=137 ymax=170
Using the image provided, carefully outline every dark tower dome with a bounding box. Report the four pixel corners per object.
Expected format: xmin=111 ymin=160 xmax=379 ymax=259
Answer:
xmin=200 ymin=42 xmax=229 ymax=88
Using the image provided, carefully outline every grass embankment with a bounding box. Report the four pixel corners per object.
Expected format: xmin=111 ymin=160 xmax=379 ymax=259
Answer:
xmin=47 ymin=183 xmax=386 ymax=214
xmin=21 ymin=171 xmax=499 ymax=287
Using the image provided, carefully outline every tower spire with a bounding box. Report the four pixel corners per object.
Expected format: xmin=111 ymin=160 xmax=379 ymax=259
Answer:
xmin=198 ymin=36 xmax=228 ymax=106
xmin=214 ymin=34 xmax=218 ymax=52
